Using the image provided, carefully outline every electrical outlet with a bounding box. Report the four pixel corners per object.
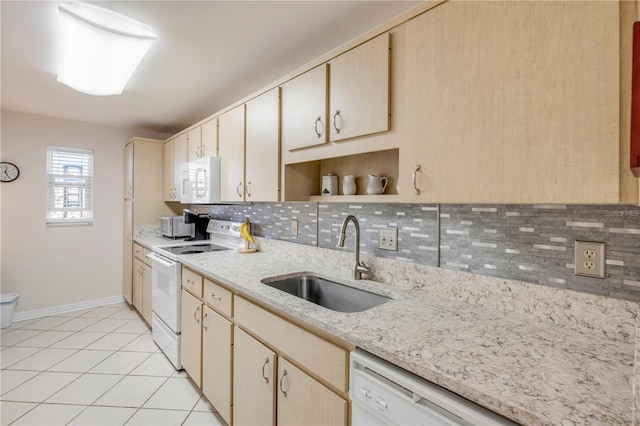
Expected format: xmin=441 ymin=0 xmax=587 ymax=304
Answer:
xmin=378 ymin=228 xmax=398 ymax=251
xmin=291 ymin=219 xmax=298 ymax=237
xmin=575 ymin=241 xmax=605 ymax=278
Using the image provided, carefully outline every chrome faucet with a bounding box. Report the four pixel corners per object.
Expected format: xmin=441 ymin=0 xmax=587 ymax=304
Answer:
xmin=337 ymin=215 xmax=370 ymax=280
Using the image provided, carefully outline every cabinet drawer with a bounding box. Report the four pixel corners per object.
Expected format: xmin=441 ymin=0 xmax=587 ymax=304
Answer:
xmin=133 ymin=244 xmax=151 ymax=265
xmin=182 ymin=268 xmax=203 ymax=297
xmin=235 ymin=296 xmax=349 ymax=393
xmin=204 ymin=279 xmax=233 ymax=318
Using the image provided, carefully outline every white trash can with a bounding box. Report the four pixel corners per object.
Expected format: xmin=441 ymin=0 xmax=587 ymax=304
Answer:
xmin=0 ymin=293 xmax=19 ymax=328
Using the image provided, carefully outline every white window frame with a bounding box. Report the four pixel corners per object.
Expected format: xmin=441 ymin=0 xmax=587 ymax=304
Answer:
xmin=46 ymin=146 xmax=94 ymax=227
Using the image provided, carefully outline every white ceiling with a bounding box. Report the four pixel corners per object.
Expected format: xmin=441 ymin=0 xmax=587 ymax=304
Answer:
xmin=1 ymin=1 xmax=421 ymax=135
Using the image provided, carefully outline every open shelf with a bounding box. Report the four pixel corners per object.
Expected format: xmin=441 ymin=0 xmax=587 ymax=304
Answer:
xmin=284 ymin=148 xmax=399 ymax=202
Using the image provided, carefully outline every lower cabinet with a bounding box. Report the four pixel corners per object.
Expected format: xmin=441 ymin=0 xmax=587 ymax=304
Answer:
xmin=180 ymin=268 xmax=351 ymax=426
xmin=233 ymin=327 xmax=276 ymax=426
xmin=132 ymin=256 xmax=152 ymax=325
xmin=202 ymin=305 xmax=233 ymax=424
xmin=233 ymin=327 xmax=348 ymax=426
xmin=277 ymin=358 xmax=348 ymax=426
xmin=181 ymin=289 xmax=203 ymax=387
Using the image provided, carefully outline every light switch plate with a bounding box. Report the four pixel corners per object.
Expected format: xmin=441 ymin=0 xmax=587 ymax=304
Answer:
xmin=378 ymin=228 xmax=398 ymax=251
xmin=575 ymin=241 xmax=605 ymax=278
xmin=291 ymin=219 xmax=298 ymax=237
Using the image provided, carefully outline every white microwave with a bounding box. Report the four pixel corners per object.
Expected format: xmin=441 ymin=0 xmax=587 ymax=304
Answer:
xmin=180 ymin=156 xmax=221 ymax=204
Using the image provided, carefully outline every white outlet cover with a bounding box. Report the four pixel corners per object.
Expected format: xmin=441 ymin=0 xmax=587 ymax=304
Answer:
xmin=378 ymin=228 xmax=398 ymax=251
xmin=574 ymin=241 xmax=605 ymax=279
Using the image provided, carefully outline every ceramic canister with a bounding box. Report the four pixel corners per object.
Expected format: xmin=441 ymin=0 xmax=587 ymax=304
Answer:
xmin=322 ymin=174 xmax=338 ymax=195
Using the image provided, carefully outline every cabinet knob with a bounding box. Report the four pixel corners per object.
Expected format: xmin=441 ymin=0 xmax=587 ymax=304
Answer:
xmin=279 ymin=369 xmax=288 ymax=398
xmin=332 ymin=110 xmax=342 ymax=134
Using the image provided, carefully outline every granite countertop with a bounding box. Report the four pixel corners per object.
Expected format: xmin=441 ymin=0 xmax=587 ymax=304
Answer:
xmin=134 ymin=234 xmax=635 ymax=425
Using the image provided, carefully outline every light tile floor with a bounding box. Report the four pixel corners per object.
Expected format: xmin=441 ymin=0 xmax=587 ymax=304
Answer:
xmin=0 ymin=302 xmax=225 ymax=426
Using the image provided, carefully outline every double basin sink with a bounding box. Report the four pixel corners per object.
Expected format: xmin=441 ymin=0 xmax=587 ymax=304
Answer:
xmin=261 ymin=273 xmax=391 ymax=313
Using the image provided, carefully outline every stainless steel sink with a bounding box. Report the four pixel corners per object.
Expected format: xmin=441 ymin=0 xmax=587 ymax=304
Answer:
xmin=261 ymin=274 xmax=391 ymax=313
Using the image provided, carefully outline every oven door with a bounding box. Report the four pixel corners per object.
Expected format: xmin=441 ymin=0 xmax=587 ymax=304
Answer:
xmin=147 ymin=252 xmax=182 ymax=333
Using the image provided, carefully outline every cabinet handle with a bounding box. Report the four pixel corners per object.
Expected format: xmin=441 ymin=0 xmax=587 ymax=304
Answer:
xmin=261 ymin=358 xmax=270 ymax=383
xmin=194 ymin=306 xmax=200 ymax=324
xmin=412 ymin=164 xmax=421 ymax=195
xmin=210 ymin=292 xmax=221 ymax=302
xmin=332 ymin=110 xmax=341 ymax=134
xmin=236 ymin=182 xmax=243 ymax=198
xmin=314 ymin=116 xmax=323 ymax=138
xmin=279 ymin=369 xmax=288 ymax=398
xmin=245 ymin=181 xmax=252 ymax=197
xmin=202 ymin=312 xmax=208 ymax=331
xmin=201 ymin=145 xmax=205 ymax=157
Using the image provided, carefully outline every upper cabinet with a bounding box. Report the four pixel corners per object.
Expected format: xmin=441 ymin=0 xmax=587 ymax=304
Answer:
xmin=218 ymin=105 xmax=246 ymax=202
xmin=329 ymin=33 xmax=390 ymax=142
xmin=201 ymin=118 xmax=218 ymax=159
xmin=124 ymin=142 xmax=134 ymax=199
xmin=245 ymin=88 xmax=281 ymax=202
xmin=186 ymin=121 xmax=217 ymax=162
xmin=186 ymin=126 xmax=202 ymax=162
xmin=218 ymin=89 xmax=281 ymax=203
xmin=397 ymin=0 xmax=636 ymax=204
xmin=282 ymin=65 xmax=328 ymax=151
xmin=163 ymin=135 xmax=188 ymax=202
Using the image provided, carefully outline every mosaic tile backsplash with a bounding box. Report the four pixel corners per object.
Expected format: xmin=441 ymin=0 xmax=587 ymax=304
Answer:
xmin=193 ymin=202 xmax=640 ymax=301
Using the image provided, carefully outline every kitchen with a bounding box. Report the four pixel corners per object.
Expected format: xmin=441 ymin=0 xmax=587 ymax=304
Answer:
xmin=1 ymin=1 xmax=640 ymax=425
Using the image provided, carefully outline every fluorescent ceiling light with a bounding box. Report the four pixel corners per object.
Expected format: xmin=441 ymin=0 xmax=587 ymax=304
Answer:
xmin=57 ymin=2 xmax=156 ymax=96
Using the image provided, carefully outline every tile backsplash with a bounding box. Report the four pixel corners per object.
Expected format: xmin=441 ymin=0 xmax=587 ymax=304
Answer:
xmin=193 ymin=202 xmax=640 ymax=301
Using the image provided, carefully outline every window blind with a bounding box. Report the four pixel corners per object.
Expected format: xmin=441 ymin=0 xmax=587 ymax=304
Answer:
xmin=46 ymin=146 xmax=94 ymax=226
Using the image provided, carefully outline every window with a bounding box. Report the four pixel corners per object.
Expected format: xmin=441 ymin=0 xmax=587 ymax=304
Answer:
xmin=46 ymin=146 xmax=94 ymax=226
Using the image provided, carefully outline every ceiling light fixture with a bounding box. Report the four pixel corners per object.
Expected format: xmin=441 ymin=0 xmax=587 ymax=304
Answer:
xmin=57 ymin=2 xmax=156 ymax=96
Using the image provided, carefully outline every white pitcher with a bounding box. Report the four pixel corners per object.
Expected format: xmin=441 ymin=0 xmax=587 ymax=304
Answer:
xmin=366 ymin=174 xmax=388 ymax=195
xmin=343 ymin=175 xmax=356 ymax=195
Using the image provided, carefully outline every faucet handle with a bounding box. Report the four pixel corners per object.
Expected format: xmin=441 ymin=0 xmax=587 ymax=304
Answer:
xmin=356 ymin=260 xmax=371 ymax=276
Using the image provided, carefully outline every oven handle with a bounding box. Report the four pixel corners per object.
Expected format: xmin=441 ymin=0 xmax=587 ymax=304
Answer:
xmin=147 ymin=252 xmax=177 ymax=268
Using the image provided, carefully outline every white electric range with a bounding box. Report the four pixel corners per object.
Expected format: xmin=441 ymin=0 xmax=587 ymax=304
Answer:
xmin=147 ymin=219 xmax=245 ymax=369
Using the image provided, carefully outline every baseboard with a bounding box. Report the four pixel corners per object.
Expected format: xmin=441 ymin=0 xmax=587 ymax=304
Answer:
xmin=12 ymin=295 xmax=127 ymax=322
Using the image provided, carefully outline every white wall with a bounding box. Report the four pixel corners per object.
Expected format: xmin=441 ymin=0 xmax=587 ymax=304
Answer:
xmin=0 ymin=110 xmax=168 ymax=313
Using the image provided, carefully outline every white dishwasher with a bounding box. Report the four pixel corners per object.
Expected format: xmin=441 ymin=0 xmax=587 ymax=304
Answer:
xmin=350 ymin=350 xmax=515 ymax=426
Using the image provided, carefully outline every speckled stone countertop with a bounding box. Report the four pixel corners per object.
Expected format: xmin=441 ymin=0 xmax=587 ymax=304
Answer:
xmin=135 ymin=233 xmax=636 ymax=425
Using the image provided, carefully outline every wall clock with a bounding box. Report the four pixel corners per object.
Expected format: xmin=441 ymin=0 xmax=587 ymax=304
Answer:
xmin=0 ymin=162 xmax=20 ymax=182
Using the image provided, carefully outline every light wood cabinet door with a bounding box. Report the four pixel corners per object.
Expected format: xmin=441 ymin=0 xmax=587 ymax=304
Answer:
xmin=123 ymin=200 xmax=133 ymax=305
xmin=141 ymin=263 xmax=152 ymax=325
xmin=180 ymin=289 xmax=203 ymax=387
xmin=329 ymin=33 xmax=389 ymax=142
xmin=233 ymin=327 xmax=276 ymax=426
xmin=132 ymin=258 xmax=143 ymax=313
xmin=187 ymin=126 xmax=203 ymax=162
xmin=124 ymin=142 xmax=134 ymax=199
xmin=245 ymin=88 xmax=281 ymax=201
xmin=277 ymin=357 xmax=348 ymax=426
xmin=400 ymin=1 xmax=619 ymax=203
xmin=202 ymin=306 xmax=232 ymax=425
xmin=173 ymin=134 xmax=188 ymax=202
xmin=219 ymin=105 xmax=246 ymax=202
xmin=201 ymin=118 xmax=218 ymax=158
xmin=282 ymin=64 xmax=328 ymax=151
xmin=163 ymin=139 xmax=175 ymax=201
